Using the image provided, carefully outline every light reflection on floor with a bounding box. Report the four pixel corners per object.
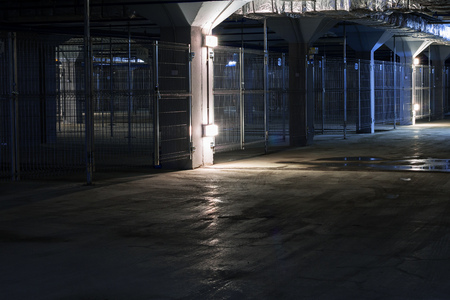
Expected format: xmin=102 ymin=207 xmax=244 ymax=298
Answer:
xmin=308 ymin=157 xmax=450 ymax=172
xmin=277 ymin=157 xmax=450 ymax=172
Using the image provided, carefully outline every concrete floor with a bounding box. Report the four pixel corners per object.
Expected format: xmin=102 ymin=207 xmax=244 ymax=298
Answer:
xmin=2 ymin=120 xmax=450 ymax=299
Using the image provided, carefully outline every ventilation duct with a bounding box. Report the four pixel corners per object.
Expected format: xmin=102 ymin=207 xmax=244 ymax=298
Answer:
xmin=236 ymin=0 xmax=450 ymax=45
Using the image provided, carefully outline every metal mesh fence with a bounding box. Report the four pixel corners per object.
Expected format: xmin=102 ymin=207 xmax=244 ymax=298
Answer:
xmin=213 ymin=47 xmax=242 ymax=151
xmin=2 ymin=31 xmax=449 ymax=181
xmin=213 ymin=47 xmax=288 ymax=151
xmin=312 ymin=57 xmax=436 ymax=135
xmin=413 ymin=65 xmax=433 ymax=120
xmin=0 ymin=31 xmax=192 ymax=180
xmin=445 ymin=67 xmax=450 ymax=115
xmin=243 ymin=49 xmax=265 ymax=145
xmin=158 ymin=42 xmax=191 ymax=162
xmin=4 ymin=33 xmax=86 ymax=180
xmin=315 ymin=58 xmax=346 ymax=133
xmin=374 ymin=61 xmax=398 ymax=126
xmin=0 ymin=32 xmax=12 ymax=180
xmin=55 ymin=37 xmax=157 ymax=171
xmin=268 ymin=53 xmax=288 ymax=143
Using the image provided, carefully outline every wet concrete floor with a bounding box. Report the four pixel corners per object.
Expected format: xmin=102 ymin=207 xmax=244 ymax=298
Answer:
xmin=2 ymin=120 xmax=450 ymax=299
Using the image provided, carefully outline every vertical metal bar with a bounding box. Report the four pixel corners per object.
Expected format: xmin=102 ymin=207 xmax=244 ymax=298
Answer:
xmin=109 ymin=35 xmax=114 ymax=137
xmin=84 ymin=0 xmax=94 ymax=184
xmin=394 ymin=37 xmax=397 ymax=129
xmin=57 ymin=46 xmax=61 ymax=133
xmin=263 ymin=18 xmax=268 ymax=153
xmin=412 ymin=64 xmax=416 ymax=125
xmin=382 ymin=61 xmax=385 ymax=123
xmin=206 ymin=47 xmax=211 ymax=125
xmin=422 ymin=65 xmax=424 ymax=117
xmin=188 ymin=44 xmax=193 ymax=160
xmin=240 ymin=47 xmax=245 ymax=149
xmin=8 ymin=32 xmax=19 ymax=181
xmin=282 ymin=52 xmax=286 ymax=140
xmin=153 ymin=41 xmax=160 ymax=167
xmin=443 ymin=67 xmax=446 ymax=117
xmin=322 ymin=56 xmax=325 ymax=134
xmin=99 ymin=39 xmax=104 ymax=128
xmin=429 ymin=45 xmax=431 ymax=121
xmin=358 ymin=59 xmax=361 ymax=131
xmin=343 ymin=23 xmax=347 ymax=139
xmin=127 ymin=24 xmax=132 ymax=150
xmin=370 ymin=54 xmax=375 ymax=133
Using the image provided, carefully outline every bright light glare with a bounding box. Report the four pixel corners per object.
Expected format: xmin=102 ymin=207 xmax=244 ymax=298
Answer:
xmin=413 ymin=57 xmax=420 ymax=65
xmin=226 ymin=60 xmax=236 ymax=67
xmin=414 ymin=103 xmax=420 ymax=111
xmin=205 ymin=35 xmax=218 ymax=48
xmin=203 ymin=124 xmax=218 ymax=137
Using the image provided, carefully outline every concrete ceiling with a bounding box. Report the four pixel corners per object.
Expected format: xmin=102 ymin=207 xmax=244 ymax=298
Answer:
xmin=1 ymin=0 xmax=450 ymax=61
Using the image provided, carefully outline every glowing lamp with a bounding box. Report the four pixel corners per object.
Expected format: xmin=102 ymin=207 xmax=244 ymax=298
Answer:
xmin=413 ymin=57 xmax=420 ymax=65
xmin=413 ymin=103 xmax=420 ymax=111
xmin=203 ymin=124 xmax=218 ymax=137
xmin=204 ymin=35 xmax=218 ymax=48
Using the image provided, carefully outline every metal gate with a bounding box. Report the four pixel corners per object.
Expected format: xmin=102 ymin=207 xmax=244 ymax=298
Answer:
xmin=213 ymin=46 xmax=289 ymax=152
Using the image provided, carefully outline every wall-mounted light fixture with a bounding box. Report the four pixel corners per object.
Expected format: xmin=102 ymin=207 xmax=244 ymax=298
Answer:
xmin=204 ymin=35 xmax=218 ymax=48
xmin=202 ymin=124 xmax=218 ymax=137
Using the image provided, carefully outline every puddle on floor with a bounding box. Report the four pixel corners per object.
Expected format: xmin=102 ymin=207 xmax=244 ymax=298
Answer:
xmin=316 ymin=157 xmax=382 ymax=162
xmin=279 ymin=157 xmax=450 ymax=172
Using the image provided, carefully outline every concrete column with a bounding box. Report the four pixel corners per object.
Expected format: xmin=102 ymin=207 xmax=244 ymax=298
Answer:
xmin=160 ymin=26 xmax=213 ymax=168
xmin=289 ymin=43 xmax=309 ymax=146
xmin=268 ymin=17 xmax=336 ymax=146
xmin=190 ymin=27 xmax=213 ymax=168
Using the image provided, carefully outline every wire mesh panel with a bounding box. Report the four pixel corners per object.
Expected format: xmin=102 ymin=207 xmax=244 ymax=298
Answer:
xmin=374 ymin=61 xmax=396 ymax=127
xmin=158 ymin=42 xmax=191 ymax=162
xmin=313 ymin=58 xmax=324 ymax=134
xmin=413 ymin=65 xmax=430 ymax=119
xmin=399 ymin=65 xmax=413 ymax=124
xmin=57 ymin=37 xmax=157 ymax=171
xmin=8 ymin=33 xmax=86 ymax=179
xmin=346 ymin=59 xmax=361 ymax=133
xmin=213 ymin=47 xmax=241 ymax=151
xmin=90 ymin=37 xmax=155 ymax=169
xmin=0 ymin=33 xmax=11 ymax=179
xmin=322 ymin=58 xmax=345 ymax=133
xmin=1 ymin=30 xmax=194 ymax=180
xmin=445 ymin=67 xmax=450 ymax=115
xmin=415 ymin=66 xmax=425 ymax=118
xmin=357 ymin=60 xmax=371 ymax=132
xmin=243 ymin=49 xmax=265 ymax=144
xmin=268 ymin=53 xmax=288 ymax=143
xmin=214 ymin=47 xmax=288 ymax=150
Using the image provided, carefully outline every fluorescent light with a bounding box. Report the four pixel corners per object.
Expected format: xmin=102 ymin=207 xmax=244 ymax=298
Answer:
xmin=203 ymin=124 xmax=218 ymax=137
xmin=204 ymin=35 xmax=218 ymax=48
